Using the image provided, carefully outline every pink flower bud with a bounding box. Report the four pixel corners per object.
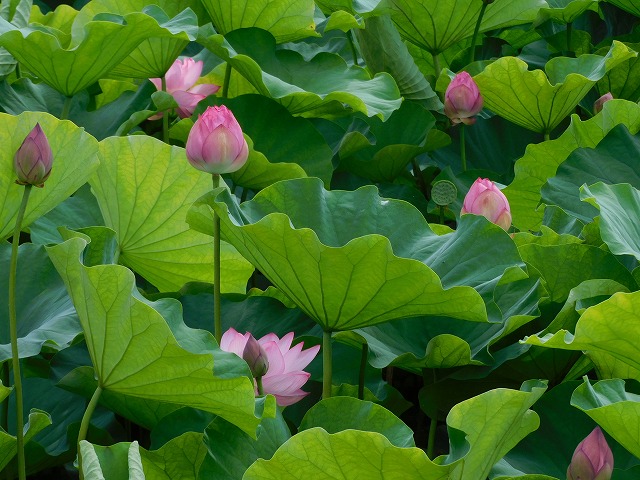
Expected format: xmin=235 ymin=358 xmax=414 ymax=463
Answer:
xmin=593 ymin=93 xmax=613 ymax=114
xmin=14 ymin=123 xmax=53 ymax=187
xmin=185 ymin=106 xmax=249 ymax=174
xmin=242 ymin=334 xmax=269 ymax=378
xmin=444 ymin=72 xmax=483 ymax=125
xmin=461 ymin=178 xmax=511 ymax=230
xmin=150 ymin=58 xmax=220 ymax=119
xmin=567 ymin=427 xmax=614 ymax=480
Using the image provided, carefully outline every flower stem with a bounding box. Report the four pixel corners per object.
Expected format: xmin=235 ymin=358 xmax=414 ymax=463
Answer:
xmin=60 ymin=96 xmax=72 ymax=120
xmin=77 ymin=385 xmax=103 ymax=480
xmin=460 ymin=124 xmax=467 ymax=172
xmin=9 ymin=185 xmax=32 ymax=480
xmin=212 ymin=174 xmax=222 ymax=344
xmin=432 ymin=52 xmax=441 ymax=81
xmin=439 ymin=205 xmax=445 ymax=224
xmin=256 ymin=376 xmax=264 ymax=396
xmin=347 ymin=30 xmax=359 ymax=65
xmin=322 ymin=330 xmax=333 ymax=399
xmin=468 ymin=1 xmax=489 ymax=65
xmin=161 ymin=76 xmax=169 ymax=144
xmin=358 ymin=343 xmax=368 ymax=400
xmin=222 ymin=63 xmax=232 ymax=99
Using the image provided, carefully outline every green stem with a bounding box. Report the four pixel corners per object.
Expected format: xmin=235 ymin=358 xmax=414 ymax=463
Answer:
xmin=566 ymin=22 xmax=573 ymax=54
xmin=60 ymin=96 xmax=72 ymax=120
xmin=222 ymin=63 xmax=232 ymax=99
xmin=460 ymin=124 xmax=467 ymax=172
xmin=77 ymin=385 xmax=103 ymax=480
xmin=439 ymin=205 xmax=445 ymax=224
xmin=256 ymin=376 xmax=264 ymax=396
xmin=0 ymin=363 xmax=8 ymax=432
xmin=432 ymin=52 xmax=441 ymax=81
xmin=240 ymin=188 xmax=249 ymax=203
xmin=544 ymin=132 xmax=550 ymax=142
xmin=9 ymin=185 xmax=31 ymax=480
xmin=15 ymin=63 xmax=21 ymax=79
xmin=212 ymin=174 xmax=222 ymax=344
xmin=347 ymin=30 xmax=359 ymax=65
xmin=322 ymin=330 xmax=333 ymax=399
xmin=468 ymin=1 xmax=489 ymax=65
xmin=161 ymin=76 xmax=169 ymax=144
xmin=411 ymin=158 xmax=428 ymax=200
xmin=427 ymin=417 xmax=437 ymax=459
xmin=358 ymin=343 xmax=368 ymax=400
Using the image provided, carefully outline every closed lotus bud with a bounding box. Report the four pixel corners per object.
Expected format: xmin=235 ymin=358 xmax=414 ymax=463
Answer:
xmin=567 ymin=427 xmax=614 ymax=480
xmin=185 ymin=105 xmax=249 ymax=174
xmin=461 ymin=178 xmax=511 ymax=230
xmin=243 ymin=334 xmax=269 ymax=378
xmin=14 ymin=123 xmax=53 ymax=187
xmin=444 ymin=72 xmax=483 ymax=125
xmin=593 ymin=93 xmax=613 ymax=114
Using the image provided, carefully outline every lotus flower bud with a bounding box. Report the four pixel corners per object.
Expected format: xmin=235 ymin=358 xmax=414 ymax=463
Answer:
xmin=461 ymin=178 xmax=511 ymax=230
xmin=185 ymin=106 xmax=249 ymax=174
xmin=242 ymin=334 xmax=269 ymax=378
xmin=593 ymin=93 xmax=613 ymax=114
xmin=567 ymin=427 xmax=614 ymax=480
xmin=444 ymin=72 xmax=483 ymax=125
xmin=14 ymin=123 xmax=53 ymax=187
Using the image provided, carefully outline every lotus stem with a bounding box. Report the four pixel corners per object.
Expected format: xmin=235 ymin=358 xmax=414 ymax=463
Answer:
xmin=358 ymin=343 xmax=368 ymax=400
xmin=460 ymin=124 xmax=467 ymax=172
xmin=439 ymin=205 xmax=445 ymax=224
xmin=9 ymin=185 xmax=32 ymax=480
xmin=427 ymin=417 xmax=437 ymax=459
xmin=60 ymin=96 xmax=72 ymax=121
xmin=1 ymin=363 xmax=8 ymax=432
xmin=432 ymin=52 xmax=441 ymax=81
xmin=347 ymin=30 xmax=359 ymax=65
xmin=544 ymin=132 xmax=550 ymax=142
xmin=222 ymin=63 xmax=232 ymax=98
xmin=161 ymin=76 xmax=169 ymax=144
xmin=322 ymin=330 xmax=333 ymax=399
xmin=77 ymin=385 xmax=103 ymax=480
xmin=256 ymin=376 xmax=264 ymax=396
xmin=468 ymin=1 xmax=489 ymax=65
xmin=411 ymin=158 xmax=428 ymax=199
xmin=566 ymin=22 xmax=573 ymax=54
xmin=212 ymin=174 xmax=222 ymax=344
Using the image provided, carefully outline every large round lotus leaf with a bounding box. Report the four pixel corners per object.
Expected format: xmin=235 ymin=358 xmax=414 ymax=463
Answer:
xmin=607 ymin=0 xmax=640 ymax=15
xmin=0 ymin=111 xmax=99 ymax=241
xmin=535 ymin=0 xmax=600 ymax=25
xmin=474 ymin=42 xmax=636 ymax=135
xmin=90 ymin=135 xmax=253 ymax=293
xmin=188 ymin=178 xmax=486 ymax=331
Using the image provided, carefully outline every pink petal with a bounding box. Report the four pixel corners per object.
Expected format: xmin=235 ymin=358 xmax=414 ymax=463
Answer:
xmin=189 ymin=83 xmax=220 ymax=97
xmin=262 ymin=341 xmax=285 ymax=375
xmin=262 ymin=372 xmax=311 ymax=396
xmin=282 ymin=343 xmax=320 ymax=372
xmin=220 ymin=328 xmax=250 ymax=357
xmin=173 ymin=90 xmax=205 ymax=118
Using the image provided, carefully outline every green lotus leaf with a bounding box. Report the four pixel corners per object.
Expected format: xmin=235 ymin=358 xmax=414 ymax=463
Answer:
xmin=524 ymin=291 xmax=640 ymax=375
xmin=606 ymin=0 xmax=640 ymax=15
xmin=243 ymin=428 xmax=460 ymax=479
xmin=535 ymin=0 xmax=601 ymax=25
xmin=474 ymin=42 xmax=636 ymax=135
xmin=200 ymin=0 xmax=317 ymax=43
xmin=0 ymin=410 xmax=52 ymax=471
xmin=314 ymin=0 xmax=384 ymax=15
xmin=382 ymin=0 xmax=544 ymax=54
xmin=72 ymin=2 xmax=199 ymax=78
xmin=188 ymin=178 xmax=487 ymax=331
xmin=0 ymin=111 xmax=99 ymax=241
xmin=443 ymin=380 xmax=547 ymax=480
xmin=571 ymin=378 xmax=640 ymax=458
xmin=299 ymin=397 xmax=415 ymax=448
xmin=79 ymin=441 xmax=141 ymax=479
xmin=90 ymin=135 xmax=253 ymax=293
xmin=140 ymin=432 xmax=208 ymax=479
xmin=0 ymin=8 xmax=183 ymax=96
xmin=597 ymin=42 xmax=640 ymax=103
xmin=198 ymin=28 xmax=401 ymax=119
xmin=580 ymin=182 xmax=640 ymax=261
xmin=504 ymin=99 xmax=640 ymax=231
xmin=46 ymin=236 xmax=260 ymax=436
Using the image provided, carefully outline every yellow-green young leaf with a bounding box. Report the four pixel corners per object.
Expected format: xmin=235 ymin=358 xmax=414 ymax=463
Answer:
xmin=0 ymin=410 xmax=52 ymax=471
xmin=504 ymin=99 xmax=640 ymax=231
xmin=244 ymin=428 xmax=460 ymax=479
xmin=90 ymin=135 xmax=253 ymax=293
xmin=474 ymin=41 xmax=637 ymax=135
xmin=535 ymin=0 xmax=600 ymax=25
xmin=200 ymin=0 xmax=317 ymax=43
xmin=0 ymin=111 xmax=99 ymax=241
xmin=46 ymin=237 xmax=260 ymax=436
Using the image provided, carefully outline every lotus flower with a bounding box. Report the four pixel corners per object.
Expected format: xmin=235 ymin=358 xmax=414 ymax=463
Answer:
xmin=150 ymin=58 xmax=219 ymax=118
xmin=593 ymin=93 xmax=613 ymax=114
xmin=185 ymin=105 xmax=249 ymax=174
xmin=461 ymin=177 xmax=511 ymax=230
xmin=14 ymin=123 xmax=53 ymax=187
xmin=221 ymin=328 xmax=320 ymax=406
xmin=567 ymin=427 xmax=614 ymax=480
xmin=444 ymin=71 xmax=483 ymax=125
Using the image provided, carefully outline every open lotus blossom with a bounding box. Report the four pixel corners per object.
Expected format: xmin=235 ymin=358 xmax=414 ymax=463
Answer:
xmin=150 ymin=58 xmax=219 ymax=118
xmin=461 ymin=177 xmax=511 ymax=231
xmin=567 ymin=427 xmax=614 ymax=480
xmin=593 ymin=92 xmax=613 ymax=114
xmin=444 ymin=71 xmax=483 ymax=125
xmin=221 ymin=328 xmax=320 ymax=406
xmin=14 ymin=123 xmax=53 ymax=187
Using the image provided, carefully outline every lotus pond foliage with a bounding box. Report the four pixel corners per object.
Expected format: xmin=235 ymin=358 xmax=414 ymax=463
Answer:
xmin=0 ymin=0 xmax=639 ymax=479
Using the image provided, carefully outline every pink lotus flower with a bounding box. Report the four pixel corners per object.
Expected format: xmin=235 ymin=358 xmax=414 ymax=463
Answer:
xmin=150 ymin=58 xmax=219 ymax=118
xmin=461 ymin=178 xmax=511 ymax=230
xmin=593 ymin=92 xmax=613 ymax=114
xmin=567 ymin=427 xmax=614 ymax=480
xmin=14 ymin=123 xmax=53 ymax=187
xmin=185 ymin=105 xmax=249 ymax=174
xmin=444 ymin=71 xmax=483 ymax=125
xmin=221 ymin=328 xmax=320 ymax=406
